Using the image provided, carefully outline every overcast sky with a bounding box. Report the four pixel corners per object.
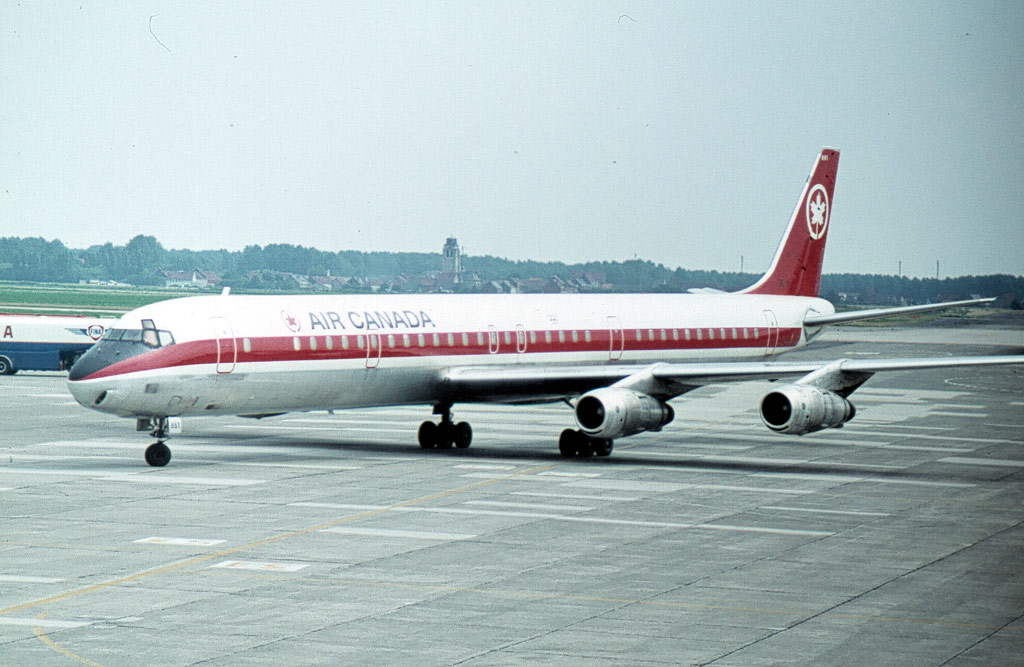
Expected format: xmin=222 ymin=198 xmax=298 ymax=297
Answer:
xmin=3 ymin=2 xmax=1022 ymax=278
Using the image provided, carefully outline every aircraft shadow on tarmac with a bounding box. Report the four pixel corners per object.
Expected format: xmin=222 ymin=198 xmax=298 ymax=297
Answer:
xmin=148 ymin=431 xmax=998 ymax=483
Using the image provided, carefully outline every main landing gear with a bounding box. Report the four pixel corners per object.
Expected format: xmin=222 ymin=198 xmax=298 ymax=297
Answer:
xmin=559 ymin=429 xmax=614 ymax=459
xmin=144 ymin=417 xmax=172 ymax=467
xmin=418 ymin=403 xmax=472 ymax=450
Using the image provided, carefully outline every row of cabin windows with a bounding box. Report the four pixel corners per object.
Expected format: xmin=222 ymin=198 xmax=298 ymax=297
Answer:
xmin=634 ymin=327 xmax=760 ymax=342
xmin=239 ymin=327 xmax=766 ymax=354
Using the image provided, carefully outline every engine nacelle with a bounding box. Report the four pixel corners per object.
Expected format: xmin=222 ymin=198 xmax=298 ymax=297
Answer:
xmin=575 ymin=388 xmax=674 ymax=440
xmin=760 ymin=384 xmax=856 ymax=435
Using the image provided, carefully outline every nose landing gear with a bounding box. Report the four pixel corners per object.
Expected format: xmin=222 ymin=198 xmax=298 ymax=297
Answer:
xmin=141 ymin=417 xmax=173 ymax=467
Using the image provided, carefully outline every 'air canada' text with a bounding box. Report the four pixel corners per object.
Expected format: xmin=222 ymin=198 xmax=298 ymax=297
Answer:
xmin=308 ymin=310 xmax=437 ymax=331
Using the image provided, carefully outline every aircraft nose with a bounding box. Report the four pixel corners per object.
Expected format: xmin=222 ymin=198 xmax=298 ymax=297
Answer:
xmin=68 ymin=340 xmax=129 ymax=381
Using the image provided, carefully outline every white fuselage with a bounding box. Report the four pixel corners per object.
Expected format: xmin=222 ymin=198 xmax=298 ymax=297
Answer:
xmin=67 ymin=292 xmax=832 ymax=418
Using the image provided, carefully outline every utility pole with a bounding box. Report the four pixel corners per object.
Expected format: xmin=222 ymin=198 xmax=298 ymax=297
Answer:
xmin=936 ymin=260 xmax=940 ymax=280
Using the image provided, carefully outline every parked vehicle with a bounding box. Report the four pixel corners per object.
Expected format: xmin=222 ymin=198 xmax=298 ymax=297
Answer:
xmin=0 ymin=313 xmax=117 ymax=374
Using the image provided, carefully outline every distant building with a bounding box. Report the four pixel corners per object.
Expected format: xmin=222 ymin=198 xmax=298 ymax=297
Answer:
xmin=441 ymin=237 xmax=462 ymax=282
xmin=163 ymin=269 xmax=219 ymax=289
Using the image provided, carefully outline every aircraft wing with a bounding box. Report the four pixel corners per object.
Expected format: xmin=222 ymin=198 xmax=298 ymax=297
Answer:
xmin=804 ymin=297 xmax=994 ymax=327
xmin=440 ymin=355 xmax=1024 ymax=403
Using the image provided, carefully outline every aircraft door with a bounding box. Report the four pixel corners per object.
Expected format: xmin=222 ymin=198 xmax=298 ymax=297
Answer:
xmin=488 ymin=325 xmax=499 ymax=354
xmin=608 ymin=316 xmax=623 ymax=361
xmin=515 ymin=325 xmax=527 ymax=354
xmin=211 ymin=317 xmax=236 ymax=374
xmin=366 ymin=323 xmax=381 ymax=369
xmin=762 ymin=310 xmax=779 ymax=357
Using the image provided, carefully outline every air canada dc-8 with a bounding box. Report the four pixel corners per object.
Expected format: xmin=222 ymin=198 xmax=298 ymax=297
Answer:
xmin=68 ymin=148 xmax=1024 ymax=467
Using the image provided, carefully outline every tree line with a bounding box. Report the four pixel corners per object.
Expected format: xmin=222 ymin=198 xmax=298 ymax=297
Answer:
xmin=0 ymin=235 xmax=1020 ymax=306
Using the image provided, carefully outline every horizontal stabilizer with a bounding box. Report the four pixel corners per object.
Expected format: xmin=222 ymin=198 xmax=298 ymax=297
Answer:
xmin=805 ymin=298 xmax=995 ymax=327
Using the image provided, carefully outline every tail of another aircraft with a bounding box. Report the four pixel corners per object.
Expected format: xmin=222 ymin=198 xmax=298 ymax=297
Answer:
xmin=741 ymin=147 xmax=840 ymax=297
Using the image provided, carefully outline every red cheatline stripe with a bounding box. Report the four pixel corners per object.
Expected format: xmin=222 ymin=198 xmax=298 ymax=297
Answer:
xmin=77 ymin=326 xmax=803 ymax=380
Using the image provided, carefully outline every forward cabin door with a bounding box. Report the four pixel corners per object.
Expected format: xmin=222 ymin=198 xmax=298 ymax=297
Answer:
xmin=211 ymin=317 xmax=236 ymax=374
xmin=762 ymin=310 xmax=779 ymax=357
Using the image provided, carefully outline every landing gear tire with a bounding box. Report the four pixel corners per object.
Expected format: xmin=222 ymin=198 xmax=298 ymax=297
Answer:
xmin=145 ymin=441 xmax=171 ymax=467
xmin=418 ymin=421 xmax=439 ymax=449
xmin=592 ymin=438 xmax=614 ymax=457
xmin=559 ymin=429 xmax=594 ymax=458
xmin=453 ymin=421 xmax=472 ymax=449
xmin=419 ymin=404 xmax=472 ymax=451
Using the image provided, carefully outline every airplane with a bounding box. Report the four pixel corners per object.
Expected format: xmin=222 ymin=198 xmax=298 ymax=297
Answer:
xmin=67 ymin=147 xmax=1024 ymax=466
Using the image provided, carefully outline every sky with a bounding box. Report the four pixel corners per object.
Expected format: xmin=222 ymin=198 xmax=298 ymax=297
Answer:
xmin=3 ymin=2 xmax=1022 ymax=279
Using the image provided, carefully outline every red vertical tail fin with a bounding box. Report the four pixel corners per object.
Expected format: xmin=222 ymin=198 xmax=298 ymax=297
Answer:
xmin=742 ymin=148 xmax=839 ymax=297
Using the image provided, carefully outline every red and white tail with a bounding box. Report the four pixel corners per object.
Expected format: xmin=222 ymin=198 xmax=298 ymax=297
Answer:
xmin=742 ymin=147 xmax=840 ymax=297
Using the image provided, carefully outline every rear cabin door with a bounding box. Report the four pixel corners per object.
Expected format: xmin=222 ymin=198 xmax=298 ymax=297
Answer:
xmin=608 ymin=316 xmax=624 ymax=361
xmin=762 ymin=310 xmax=779 ymax=357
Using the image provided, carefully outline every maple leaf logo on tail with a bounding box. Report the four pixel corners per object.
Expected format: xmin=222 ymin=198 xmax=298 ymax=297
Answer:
xmin=805 ymin=184 xmax=830 ymax=240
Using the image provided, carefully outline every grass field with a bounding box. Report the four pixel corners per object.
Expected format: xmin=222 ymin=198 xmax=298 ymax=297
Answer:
xmin=0 ymin=282 xmax=201 ymax=316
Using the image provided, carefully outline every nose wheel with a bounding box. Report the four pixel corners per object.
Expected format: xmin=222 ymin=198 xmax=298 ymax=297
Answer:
xmin=145 ymin=441 xmax=171 ymax=467
xmin=144 ymin=417 xmax=173 ymax=467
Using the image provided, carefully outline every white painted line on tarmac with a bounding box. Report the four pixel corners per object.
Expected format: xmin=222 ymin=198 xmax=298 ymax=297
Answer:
xmin=928 ymin=411 xmax=988 ymax=418
xmin=134 ymin=537 xmax=227 ymax=547
xmin=453 ymin=464 xmax=518 ymax=470
xmin=320 ymin=527 xmax=476 ymax=540
xmin=511 ymin=491 xmax=640 ymax=502
xmin=939 ymin=457 xmax=1024 ymax=468
xmin=0 ymin=575 xmax=66 ymax=583
xmin=292 ymin=502 xmax=832 ymax=536
xmin=98 ymin=474 xmax=265 ymax=486
xmin=930 ymin=404 xmax=986 ymax=410
xmin=845 ymin=431 xmax=1007 ymax=444
xmin=565 ymin=479 xmax=685 ymax=493
xmin=536 ymin=471 xmax=602 ymax=479
xmin=291 ymin=502 xmax=387 ymax=511
xmin=226 ymin=462 xmax=363 ymax=471
xmin=761 ymin=506 xmax=891 ymax=517
xmin=465 ymin=500 xmax=595 ymax=512
xmin=211 ymin=560 xmax=309 ymax=572
xmin=695 ymin=524 xmax=834 ymax=536
xmin=0 ymin=617 xmax=92 ymax=629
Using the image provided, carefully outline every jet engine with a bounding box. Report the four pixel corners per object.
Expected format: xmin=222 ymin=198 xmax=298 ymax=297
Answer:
xmin=575 ymin=388 xmax=674 ymax=440
xmin=759 ymin=384 xmax=855 ymax=435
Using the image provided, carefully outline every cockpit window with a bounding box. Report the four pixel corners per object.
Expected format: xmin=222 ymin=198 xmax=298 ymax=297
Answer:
xmin=102 ymin=327 xmax=175 ymax=348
